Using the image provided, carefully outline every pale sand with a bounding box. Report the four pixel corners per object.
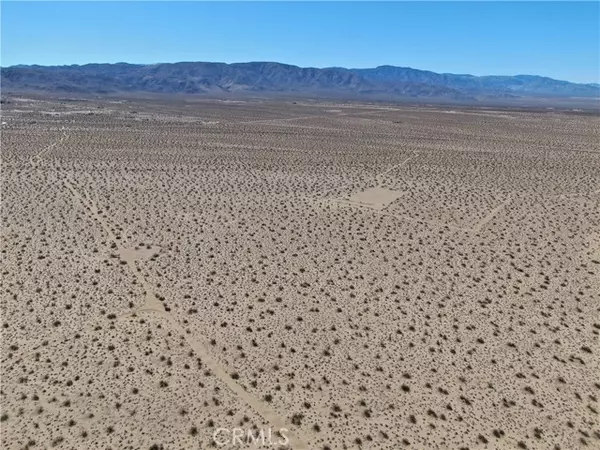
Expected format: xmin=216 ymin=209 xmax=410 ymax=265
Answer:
xmin=1 ymin=96 xmax=599 ymax=450
xmin=345 ymin=187 xmax=404 ymax=210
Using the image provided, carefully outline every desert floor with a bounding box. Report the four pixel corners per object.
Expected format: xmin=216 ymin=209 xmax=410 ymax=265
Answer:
xmin=1 ymin=96 xmax=599 ymax=450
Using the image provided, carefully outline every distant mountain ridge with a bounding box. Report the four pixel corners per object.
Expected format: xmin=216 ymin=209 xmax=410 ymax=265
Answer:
xmin=2 ymin=61 xmax=598 ymax=101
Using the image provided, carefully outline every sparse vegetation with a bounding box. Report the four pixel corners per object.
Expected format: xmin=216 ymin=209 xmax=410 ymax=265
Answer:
xmin=1 ymin=96 xmax=598 ymax=450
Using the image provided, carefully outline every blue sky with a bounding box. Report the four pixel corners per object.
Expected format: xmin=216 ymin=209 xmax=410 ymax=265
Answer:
xmin=1 ymin=2 xmax=599 ymax=83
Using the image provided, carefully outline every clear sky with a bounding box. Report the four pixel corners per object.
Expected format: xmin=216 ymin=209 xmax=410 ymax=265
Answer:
xmin=1 ymin=1 xmax=599 ymax=83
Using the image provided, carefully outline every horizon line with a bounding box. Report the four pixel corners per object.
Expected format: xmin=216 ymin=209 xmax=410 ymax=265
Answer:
xmin=3 ymin=59 xmax=598 ymax=86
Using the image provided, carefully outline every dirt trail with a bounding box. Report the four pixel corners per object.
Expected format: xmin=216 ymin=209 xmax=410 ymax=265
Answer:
xmin=333 ymin=153 xmax=513 ymax=235
xmin=375 ymin=151 xmax=417 ymax=186
xmin=234 ymin=114 xmax=337 ymax=125
xmin=36 ymin=133 xmax=310 ymax=450
xmin=29 ymin=128 xmax=68 ymax=167
xmin=551 ymin=188 xmax=600 ymax=199
xmin=471 ymin=194 xmax=513 ymax=233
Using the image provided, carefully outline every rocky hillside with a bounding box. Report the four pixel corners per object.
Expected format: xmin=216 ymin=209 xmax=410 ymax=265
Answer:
xmin=2 ymin=61 xmax=598 ymax=101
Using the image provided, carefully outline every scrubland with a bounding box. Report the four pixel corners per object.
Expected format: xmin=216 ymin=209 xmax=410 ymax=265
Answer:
xmin=1 ymin=96 xmax=599 ymax=449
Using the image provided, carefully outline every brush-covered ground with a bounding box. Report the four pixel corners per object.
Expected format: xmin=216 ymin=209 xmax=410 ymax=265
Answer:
xmin=1 ymin=96 xmax=599 ymax=450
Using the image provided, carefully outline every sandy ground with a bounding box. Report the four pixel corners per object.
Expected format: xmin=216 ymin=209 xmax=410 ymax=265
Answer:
xmin=1 ymin=96 xmax=599 ymax=450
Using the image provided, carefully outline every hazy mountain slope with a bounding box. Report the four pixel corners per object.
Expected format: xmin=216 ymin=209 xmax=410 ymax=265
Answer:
xmin=2 ymin=61 xmax=598 ymax=101
xmin=353 ymin=66 xmax=599 ymax=97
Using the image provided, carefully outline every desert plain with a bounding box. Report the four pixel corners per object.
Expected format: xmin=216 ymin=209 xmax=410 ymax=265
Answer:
xmin=1 ymin=96 xmax=599 ymax=450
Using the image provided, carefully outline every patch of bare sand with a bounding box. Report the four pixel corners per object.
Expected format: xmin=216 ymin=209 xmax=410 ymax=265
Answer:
xmin=343 ymin=186 xmax=404 ymax=209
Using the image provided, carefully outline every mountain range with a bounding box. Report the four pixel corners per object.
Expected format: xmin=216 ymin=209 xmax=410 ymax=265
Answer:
xmin=2 ymin=61 xmax=599 ymax=103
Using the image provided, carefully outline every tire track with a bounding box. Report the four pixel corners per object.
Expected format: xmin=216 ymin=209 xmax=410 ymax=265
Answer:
xmin=375 ymin=151 xmax=417 ymax=186
xmin=37 ymin=136 xmax=310 ymax=449
xmin=29 ymin=128 xmax=68 ymax=168
xmin=471 ymin=194 xmax=513 ymax=233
